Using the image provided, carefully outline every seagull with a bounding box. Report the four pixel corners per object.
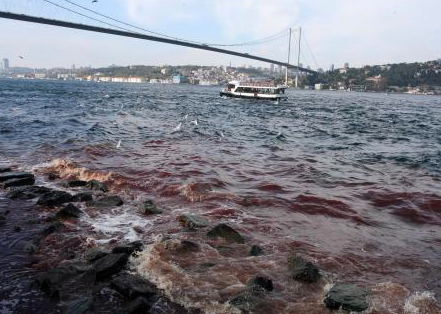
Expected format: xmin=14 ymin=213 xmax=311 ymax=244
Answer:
xmin=116 ymin=140 xmax=121 ymax=148
xmin=172 ymin=122 xmax=182 ymax=133
xmin=18 ymin=56 xmax=24 ymax=59
xmin=190 ymin=119 xmax=198 ymax=126
xmin=183 ymin=114 xmax=188 ymax=121
xmin=92 ymin=0 xmax=98 ymax=3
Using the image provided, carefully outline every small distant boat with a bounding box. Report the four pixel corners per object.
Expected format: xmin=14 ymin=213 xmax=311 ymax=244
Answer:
xmin=220 ymin=80 xmax=287 ymax=101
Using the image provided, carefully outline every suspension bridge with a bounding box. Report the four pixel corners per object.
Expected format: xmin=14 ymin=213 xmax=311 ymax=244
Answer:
xmin=0 ymin=0 xmax=318 ymax=75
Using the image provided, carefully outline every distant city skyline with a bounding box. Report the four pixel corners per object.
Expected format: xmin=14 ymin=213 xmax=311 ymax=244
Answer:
xmin=0 ymin=0 xmax=440 ymax=69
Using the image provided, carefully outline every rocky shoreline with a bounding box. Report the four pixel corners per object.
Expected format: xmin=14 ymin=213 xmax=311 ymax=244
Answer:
xmin=0 ymin=166 xmax=370 ymax=313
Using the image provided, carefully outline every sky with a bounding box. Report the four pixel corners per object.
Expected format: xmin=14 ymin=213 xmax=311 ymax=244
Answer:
xmin=0 ymin=0 xmax=440 ymax=69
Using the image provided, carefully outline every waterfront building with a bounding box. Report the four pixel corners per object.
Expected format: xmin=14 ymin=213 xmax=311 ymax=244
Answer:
xmin=2 ymin=58 xmax=10 ymax=69
xmin=172 ymin=75 xmax=188 ymax=84
xmin=344 ymin=62 xmax=349 ymax=70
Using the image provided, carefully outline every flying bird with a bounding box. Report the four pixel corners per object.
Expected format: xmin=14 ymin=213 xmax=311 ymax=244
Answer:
xmin=172 ymin=122 xmax=182 ymax=133
xmin=92 ymin=0 xmax=98 ymax=3
xmin=18 ymin=56 xmax=24 ymax=59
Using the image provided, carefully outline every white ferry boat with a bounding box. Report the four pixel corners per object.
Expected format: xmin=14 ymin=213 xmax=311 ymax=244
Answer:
xmin=220 ymin=80 xmax=287 ymax=101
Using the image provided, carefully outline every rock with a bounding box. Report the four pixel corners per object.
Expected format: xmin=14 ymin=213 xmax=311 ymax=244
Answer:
xmin=206 ymin=224 xmax=245 ymax=244
xmin=177 ymin=214 xmax=209 ymax=229
xmin=62 ymin=180 xmax=88 ymax=188
xmin=45 ymin=173 xmax=60 ymax=181
xmin=0 ymin=167 xmax=12 ymax=173
xmin=139 ymin=200 xmax=162 ymax=215
xmin=111 ymin=273 xmax=157 ymax=299
xmin=324 ymin=283 xmax=368 ymax=312
xmin=92 ymin=253 xmax=128 ymax=281
xmin=177 ymin=240 xmax=200 ymax=253
xmin=0 ymin=171 xmax=34 ymax=182
xmin=37 ymin=190 xmax=73 ymax=207
xmin=288 ymin=256 xmax=320 ymax=283
xmin=149 ymin=296 xmax=194 ymax=314
xmin=229 ymin=290 xmax=266 ymax=313
xmin=57 ymin=203 xmax=83 ymax=218
xmin=112 ymin=241 xmax=144 ymax=256
xmin=125 ymin=297 xmax=150 ymax=314
xmin=163 ymin=239 xmax=200 ymax=254
xmin=247 ymin=276 xmax=273 ymax=292
xmin=250 ymin=245 xmax=264 ymax=256
xmin=23 ymin=241 xmax=38 ymax=254
xmin=1 ymin=176 xmax=35 ymax=188
xmin=42 ymin=222 xmax=65 ymax=237
xmin=72 ymin=192 xmax=93 ymax=202
xmin=86 ymin=180 xmax=109 ymax=192
xmin=14 ymin=225 xmax=21 ymax=232
xmin=6 ymin=186 xmax=52 ymax=200
xmin=85 ymin=247 xmax=109 ymax=263
xmin=88 ymin=195 xmax=123 ymax=208
xmin=63 ymin=297 xmax=93 ymax=314
xmin=36 ymin=265 xmax=85 ymax=298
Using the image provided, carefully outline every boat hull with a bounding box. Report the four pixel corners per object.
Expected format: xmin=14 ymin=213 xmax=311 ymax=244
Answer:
xmin=220 ymin=91 xmax=282 ymax=101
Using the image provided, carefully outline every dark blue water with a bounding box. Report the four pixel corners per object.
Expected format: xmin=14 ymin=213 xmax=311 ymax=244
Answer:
xmin=1 ymin=78 xmax=440 ymax=313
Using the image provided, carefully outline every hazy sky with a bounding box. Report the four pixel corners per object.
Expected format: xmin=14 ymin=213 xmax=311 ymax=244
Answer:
xmin=0 ymin=0 xmax=440 ymax=69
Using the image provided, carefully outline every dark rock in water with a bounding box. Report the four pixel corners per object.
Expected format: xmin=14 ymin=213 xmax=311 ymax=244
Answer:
xmin=324 ymin=283 xmax=368 ymax=312
xmin=1 ymin=176 xmax=35 ymax=188
xmin=229 ymin=290 xmax=266 ymax=313
xmin=57 ymin=203 xmax=83 ymax=218
xmin=112 ymin=241 xmax=144 ymax=256
xmin=139 ymin=199 xmax=163 ymax=215
xmin=6 ymin=185 xmax=52 ymax=200
xmin=42 ymin=222 xmax=65 ymax=237
xmin=72 ymin=192 xmax=93 ymax=202
xmin=0 ymin=167 xmax=12 ymax=173
xmin=149 ymin=296 xmax=196 ymax=314
xmin=199 ymin=262 xmax=216 ymax=269
xmin=288 ymin=255 xmax=320 ymax=283
xmin=125 ymin=297 xmax=150 ymax=314
xmin=88 ymin=195 xmax=123 ymax=208
xmin=247 ymin=276 xmax=273 ymax=292
xmin=111 ymin=273 xmax=157 ymax=299
xmin=23 ymin=241 xmax=38 ymax=254
xmin=14 ymin=225 xmax=21 ymax=232
xmin=0 ymin=171 xmax=34 ymax=182
xmin=45 ymin=172 xmax=60 ymax=181
xmin=37 ymin=190 xmax=73 ymax=207
xmin=164 ymin=239 xmax=200 ymax=254
xmin=177 ymin=214 xmax=209 ymax=229
xmin=36 ymin=264 xmax=85 ymax=298
xmin=178 ymin=240 xmax=200 ymax=253
xmin=86 ymin=180 xmax=109 ymax=192
xmin=85 ymin=247 xmax=109 ymax=263
xmin=206 ymin=223 xmax=245 ymax=244
xmin=250 ymin=245 xmax=264 ymax=256
xmin=93 ymin=253 xmax=128 ymax=281
xmin=62 ymin=180 xmax=88 ymax=188
xmin=62 ymin=297 xmax=93 ymax=314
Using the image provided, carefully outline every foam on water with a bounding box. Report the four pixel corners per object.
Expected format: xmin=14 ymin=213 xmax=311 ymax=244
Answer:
xmin=132 ymin=238 xmax=241 ymax=314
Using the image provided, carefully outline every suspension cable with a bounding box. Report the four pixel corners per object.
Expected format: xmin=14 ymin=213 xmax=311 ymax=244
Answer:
xmin=53 ymin=0 xmax=293 ymax=47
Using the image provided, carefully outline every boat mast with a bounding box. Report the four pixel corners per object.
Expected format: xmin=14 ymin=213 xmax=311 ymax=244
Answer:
xmin=295 ymin=27 xmax=302 ymax=88
xmin=285 ymin=27 xmax=292 ymax=86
